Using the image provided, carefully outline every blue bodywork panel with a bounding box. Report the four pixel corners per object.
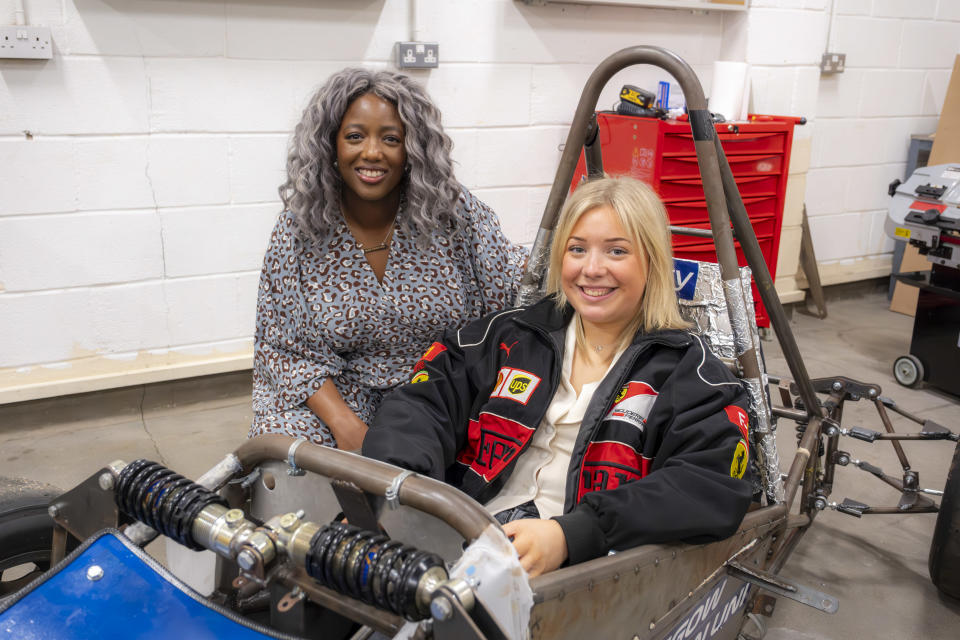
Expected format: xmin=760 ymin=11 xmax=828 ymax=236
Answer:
xmin=0 ymin=530 xmax=288 ymax=639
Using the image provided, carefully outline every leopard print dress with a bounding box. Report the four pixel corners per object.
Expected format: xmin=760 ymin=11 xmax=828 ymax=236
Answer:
xmin=249 ymin=188 xmax=528 ymax=446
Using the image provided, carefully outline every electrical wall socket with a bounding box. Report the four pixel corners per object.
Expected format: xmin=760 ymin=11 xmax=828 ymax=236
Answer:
xmin=395 ymin=42 xmax=439 ymax=69
xmin=0 ymin=25 xmax=53 ymax=60
xmin=820 ymin=52 xmax=846 ymax=74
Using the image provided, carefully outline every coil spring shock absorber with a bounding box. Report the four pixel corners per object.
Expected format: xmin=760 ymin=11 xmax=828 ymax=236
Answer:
xmin=114 ymin=459 xmax=227 ymax=550
xmin=305 ymin=522 xmax=448 ymax=621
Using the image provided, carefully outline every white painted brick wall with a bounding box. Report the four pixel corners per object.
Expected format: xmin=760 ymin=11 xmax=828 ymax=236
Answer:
xmin=75 ymin=138 xmax=154 ymax=211
xmin=858 ymin=70 xmax=926 ymax=117
xmin=0 ymin=57 xmax=149 ymax=135
xmin=424 ymin=65 xmax=533 ymax=128
xmin=746 ymin=9 xmax=827 ymax=65
xmin=147 ymin=136 xmax=231 ymax=207
xmin=923 ymin=69 xmax=953 ymax=116
xmin=0 ymin=283 xmax=169 ymax=367
xmin=228 ymin=136 xmax=288 ymax=204
xmin=146 ymin=59 xmax=357 ymax=134
xmin=61 ymin=0 xmax=226 ymax=57
xmin=1 ymin=289 xmax=95 ymax=366
xmin=816 ymin=70 xmax=864 ymax=118
xmin=0 ymin=211 xmax=163 ymax=290
xmin=164 ymin=273 xmax=259 ymax=345
xmin=900 ymin=21 xmax=960 ymax=69
xmin=0 ymin=139 xmax=76 ymax=214
xmin=808 ymin=212 xmax=862 ymax=261
xmin=161 ymin=205 xmax=278 ymax=278
xmin=831 ymin=16 xmax=903 ymax=68
xmin=872 ymin=0 xmax=938 ymax=20
xmin=749 ymin=66 xmax=820 ymax=123
xmin=938 ymin=2 xmax=960 ymax=21
xmin=2 ymin=0 xmax=957 ymax=398
xmin=834 ymin=0 xmax=871 ymax=16
xmin=224 ymin=1 xmax=403 ymax=62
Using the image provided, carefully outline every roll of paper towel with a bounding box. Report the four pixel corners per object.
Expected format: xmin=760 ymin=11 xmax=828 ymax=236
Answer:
xmin=709 ymin=61 xmax=750 ymax=121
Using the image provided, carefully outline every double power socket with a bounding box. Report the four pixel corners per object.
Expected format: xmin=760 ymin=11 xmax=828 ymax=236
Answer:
xmin=0 ymin=25 xmax=53 ymax=60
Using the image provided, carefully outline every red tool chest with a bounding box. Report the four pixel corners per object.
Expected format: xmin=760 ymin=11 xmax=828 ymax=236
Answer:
xmin=571 ymin=113 xmax=800 ymax=327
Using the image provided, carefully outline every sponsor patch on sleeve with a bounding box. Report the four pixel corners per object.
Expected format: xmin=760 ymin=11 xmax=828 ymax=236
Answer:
xmin=577 ymin=441 xmax=647 ymax=501
xmin=724 ymin=405 xmax=750 ymax=442
xmin=456 ymin=412 xmax=534 ymax=481
xmin=489 ymin=367 xmax=541 ymax=405
xmin=604 ymin=381 xmax=658 ymax=432
xmin=411 ymin=371 xmax=429 ymax=384
xmin=730 ymin=439 xmax=748 ymax=479
xmin=413 ymin=342 xmax=447 ymax=372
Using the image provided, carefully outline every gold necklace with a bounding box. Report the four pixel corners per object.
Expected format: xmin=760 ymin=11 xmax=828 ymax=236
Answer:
xmin=345 ymin=209 xmax=398 ymax=255
xmin=355 ymin=224 xmax=394 ymax=254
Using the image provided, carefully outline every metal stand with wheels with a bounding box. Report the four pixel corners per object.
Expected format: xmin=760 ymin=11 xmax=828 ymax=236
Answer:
xmin=892 ymin=265 xmax=960 ymax=396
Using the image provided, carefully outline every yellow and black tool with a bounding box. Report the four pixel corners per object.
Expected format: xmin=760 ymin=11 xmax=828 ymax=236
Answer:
xmin=619 ymin=85 xmax=655 ymax=109
xmin=617 ymin=84 xmax=664 ymax=118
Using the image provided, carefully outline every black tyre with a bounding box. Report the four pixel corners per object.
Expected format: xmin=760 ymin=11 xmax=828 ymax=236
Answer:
xmin=0 ymin=477 xmax=61 ymax=597
xmin=929 ymin=440 xmax=960 ymax=599
xmin=893 ymin=354 xmax=924 ymax=388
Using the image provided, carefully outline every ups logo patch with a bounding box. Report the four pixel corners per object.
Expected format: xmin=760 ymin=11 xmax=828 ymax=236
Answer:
xmin=508 ymin=376 xmax=531 ymax=395
xmin=490 ymin=367 xmax=541 ymax=405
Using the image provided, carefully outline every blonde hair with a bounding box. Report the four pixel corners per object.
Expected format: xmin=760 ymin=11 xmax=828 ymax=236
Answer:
xmin=546 ymin=176 xmax=688 ymax=350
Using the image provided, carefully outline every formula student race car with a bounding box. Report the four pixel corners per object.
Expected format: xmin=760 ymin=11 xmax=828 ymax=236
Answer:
xmin=1 ymin=47 xmax=958 ymax=640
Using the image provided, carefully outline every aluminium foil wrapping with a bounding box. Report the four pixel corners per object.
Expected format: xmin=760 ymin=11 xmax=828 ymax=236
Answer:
xmin=722 ymin=277 xmax=756 ymax=357
xmin=676 ymin=259 xmax=785 ymax=504
xmin=516 ymin=227 xmax=553 ymax=307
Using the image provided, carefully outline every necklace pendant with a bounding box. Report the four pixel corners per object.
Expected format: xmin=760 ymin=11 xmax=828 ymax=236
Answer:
xmin=362 ymin=243 xmax=388 ymax=254
xmin=595 ymin=345 xmax=604 ymax=352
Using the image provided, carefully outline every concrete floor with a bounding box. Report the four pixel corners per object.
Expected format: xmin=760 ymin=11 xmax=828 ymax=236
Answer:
xmin=1 ymin=287 xmax=959 ymax=637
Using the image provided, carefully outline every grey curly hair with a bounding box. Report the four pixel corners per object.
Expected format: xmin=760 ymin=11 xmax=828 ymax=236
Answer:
xmin=280 ymin=68 xmax=462 ymax=245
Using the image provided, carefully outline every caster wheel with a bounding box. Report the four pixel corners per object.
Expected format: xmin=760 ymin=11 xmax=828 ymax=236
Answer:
xmin=893 ymin=354 xmax=924 ymax=388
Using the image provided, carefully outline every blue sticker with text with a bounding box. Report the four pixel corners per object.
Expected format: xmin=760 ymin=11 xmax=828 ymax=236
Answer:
xmin=673 ymin=258 xmax=700 ymax=300
xmin=663 ymin=578 xmax=751 ymax=640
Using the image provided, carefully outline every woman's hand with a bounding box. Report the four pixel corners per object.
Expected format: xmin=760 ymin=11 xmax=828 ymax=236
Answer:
xmin=305 ymin=379 xmax=369 ymax=451
xmin=501 ymin=518 xmax=569 ymax=578
xmin=331 ymin=418 xmax=368 ymax=451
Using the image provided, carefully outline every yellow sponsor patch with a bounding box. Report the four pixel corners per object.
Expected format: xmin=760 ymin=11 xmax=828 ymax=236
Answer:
xmin=615 ymin=385 xmax=628 ymax=403
xmin=894 ymin=227 xmax=910 ymax=239
xmin=730 ymin=439 xmax=748 ymax=479
xmin=490 ymin=367 xmax=541 ymax=405
xmin=411 ymin=371 xmax=429 ymax=384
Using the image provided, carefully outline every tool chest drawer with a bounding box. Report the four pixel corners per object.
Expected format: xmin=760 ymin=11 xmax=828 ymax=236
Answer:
xmin=666 ymin=195 xmax=779 ymax=225
xmin=661 ymin=131 xmax=786 ymax=156
xmin=660 ymin=153 xmax=783 ymax=180
xmin=670 ymin=216 xmax=777 ymax=248
xmin=658 ymin=174 xmax=780 ymax=202
xmin=570 ymin=112 xmax=800 ymax=327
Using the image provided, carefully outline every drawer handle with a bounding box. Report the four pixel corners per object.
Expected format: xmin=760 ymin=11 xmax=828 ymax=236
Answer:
xmin=669 ymin=196 xmax=771 ymax=208
xmin=672 ymin=132 xmax=778 ymax=142
xmin=674 ymin=154 xmax=779 ymax=163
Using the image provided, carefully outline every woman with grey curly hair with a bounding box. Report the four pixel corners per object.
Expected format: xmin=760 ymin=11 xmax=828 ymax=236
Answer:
xmin=250 ymin=68 xmax=527 ymax=449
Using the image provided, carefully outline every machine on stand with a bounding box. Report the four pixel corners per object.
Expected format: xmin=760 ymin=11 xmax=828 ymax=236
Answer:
xmin=886 ymin=163 xmax=960 ymax=396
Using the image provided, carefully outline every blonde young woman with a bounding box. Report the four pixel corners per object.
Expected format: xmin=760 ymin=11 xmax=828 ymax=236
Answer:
xmin=363 ymin=176 xmax=752 ymax=577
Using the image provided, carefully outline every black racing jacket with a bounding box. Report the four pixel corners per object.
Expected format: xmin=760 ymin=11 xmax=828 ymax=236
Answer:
xmin=362 ymin=297 xmax=753 ymax=565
